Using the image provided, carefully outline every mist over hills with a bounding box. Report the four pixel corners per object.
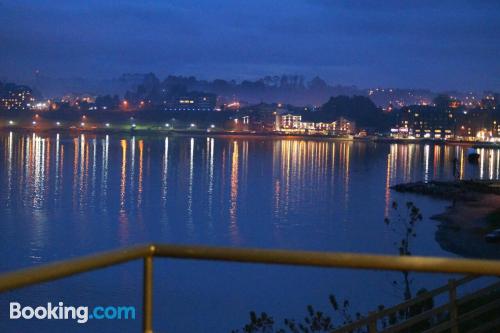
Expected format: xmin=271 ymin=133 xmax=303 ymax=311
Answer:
xmin=13 ymin=72 xmax=493 ymax=108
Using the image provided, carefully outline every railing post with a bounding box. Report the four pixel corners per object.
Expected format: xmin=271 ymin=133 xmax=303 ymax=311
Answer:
xmin=368 ymin=319 xmax=377 ymax=333
xmin=143 ymin=256 xmax=154 ymax=333
xmin=448 ymin=279 xmax=458 ymax=333
xmin=363 ymin=311 xmax=378 ymax=333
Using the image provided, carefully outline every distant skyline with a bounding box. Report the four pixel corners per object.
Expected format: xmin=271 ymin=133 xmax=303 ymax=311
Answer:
xmin=1 ymin=0 xmax=499 ymax=91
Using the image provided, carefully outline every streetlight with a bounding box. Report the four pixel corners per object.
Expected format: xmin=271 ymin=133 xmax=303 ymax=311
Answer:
xmin=32 ymin=121 xmax=37 ymax=125
xmin=56 ymin=122 xmax=61 ymax=126
xmin=105 ymin=123 xmax=110 ymax=127
xmin=132 ymin=123 xmax=137 ymax=128
xmin=165 ymin=123 xmax=170 ymax=128
xmin=8 ymin=120 xmax=14 ymax=125
xmin=81 ymin=122 xmax=85 ymax=127
xmin=210 ymin=124 xmax=215 ymax=128
xmin=190 ymin=123 xmax=196 ymax=128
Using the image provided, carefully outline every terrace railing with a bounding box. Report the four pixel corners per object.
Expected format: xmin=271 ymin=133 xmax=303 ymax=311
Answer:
xmin=331 ymin=275 xmax=500 ymax=333
xmin=0 ymin=244 xmax=499 ymax=333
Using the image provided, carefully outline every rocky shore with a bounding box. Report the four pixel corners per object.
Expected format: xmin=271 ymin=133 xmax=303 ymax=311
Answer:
xmin=392 ymin=180 xmax=500 ymax=201
xmin=392 ymin=180 xmax=500 ymax=259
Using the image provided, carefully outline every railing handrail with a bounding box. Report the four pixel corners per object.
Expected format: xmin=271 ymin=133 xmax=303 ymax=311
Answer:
xmin=1 ymin=243 xmax=499 ymax=333
xmin=0 ymin=245 xmax=150 ymax=292
xmin=330 ymin=275 xmax=480 ymax=333
xmin=1 ymin=243 xmax=500 ymax=293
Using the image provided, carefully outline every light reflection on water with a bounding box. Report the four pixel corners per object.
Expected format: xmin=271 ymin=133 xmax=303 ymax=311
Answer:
xmin=3 ymin=133 xmax=500 ymax=254
xmin=2 ymin=132 xmax=500 ymax=257
xmin=1 ymin=132 xmax=499 ymax=332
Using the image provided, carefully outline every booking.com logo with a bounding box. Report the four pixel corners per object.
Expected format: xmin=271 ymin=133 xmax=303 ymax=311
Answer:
xmin=9 ymin=302 xmax=136 ymax=323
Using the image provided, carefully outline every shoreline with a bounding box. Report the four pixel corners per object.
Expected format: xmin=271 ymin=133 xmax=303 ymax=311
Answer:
xmin=430 ymin=194 xmax=500 ymax=229
xmin=0 ymin=126 xmax=355 ymax=141
xmin=1 ymin=126 xmax=500 ymax=147
xmin=392 ymin=180 xmax=500 ymax=259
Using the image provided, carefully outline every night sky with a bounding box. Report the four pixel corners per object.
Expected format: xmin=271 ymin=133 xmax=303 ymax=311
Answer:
xmin=1 ymin=0 xmax=499 ymax=91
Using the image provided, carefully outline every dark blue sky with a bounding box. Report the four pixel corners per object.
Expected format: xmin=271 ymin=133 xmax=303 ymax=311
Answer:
xmin=1 ymin=0 xmax=499 ymax=91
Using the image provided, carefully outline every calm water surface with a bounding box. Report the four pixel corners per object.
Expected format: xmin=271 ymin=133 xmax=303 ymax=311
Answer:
xmin=0 ymin=132 xmax=498 ymax=332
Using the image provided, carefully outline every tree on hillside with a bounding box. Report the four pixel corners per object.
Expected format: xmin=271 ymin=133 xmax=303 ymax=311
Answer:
xmin=433 ymin=94 xmax=452 ymax=110
xmin=316 ymin=95 xmax=387 ymax=128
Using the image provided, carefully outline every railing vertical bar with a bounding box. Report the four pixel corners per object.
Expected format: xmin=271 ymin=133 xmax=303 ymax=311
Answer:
xmin=368 ymin=318 xmax=377 ymax=333
xmin=143 ymin=256 xmax=154 ymax=333
xmin=448 ymin=279 xmax=458 ymax=333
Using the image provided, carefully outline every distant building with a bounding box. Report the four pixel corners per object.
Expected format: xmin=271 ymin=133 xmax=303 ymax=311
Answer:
xmin=277 ymin=113 xmax=302 ymax=130
xmin=275 ymin=112 xmax=355 ymax=135
xmin=61 ymin=93 xmax=96 ymax=106
xmin=393 ymin=106 xmax=456 ymax=139
xmin=335 ymin=117 xmax=356 ymax=134
xmin=218 ymin=98 xmax=249 ymax=111
xmin=162 ymin=92 xmax=216 ymax=111
xmin=0 ymin=83 xmax=34 ymax=111
xmin=392 ymin=102 xmax=500 ymax=141
xmin=455 ymin=108 xmax=492 ymax=140
xmin=480 ymin=95 xmax=497 ymax=110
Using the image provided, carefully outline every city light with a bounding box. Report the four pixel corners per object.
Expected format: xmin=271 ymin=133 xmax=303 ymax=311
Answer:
xmin=227 ymin=101 xmax=240 ymax=109
xmin=32 ymin=102 xmax=49 ymax=111
xmin=1 ymin=9 xmax=500 ymax=333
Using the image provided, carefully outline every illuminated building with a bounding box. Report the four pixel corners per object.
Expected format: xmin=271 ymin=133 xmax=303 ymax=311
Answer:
xmin=32 ymin=101 xmax=50 ymax=111
xmin=275 ymin=113 xmax=355 ymax=135
xmin=480 ymin=95 xmax=497 ymax=110
xmin=0 ymin=82 xmax=35 ymax=111
xmin=455 ymin=108 xmax=493 ymax=140
xmin=61 ymin=93 xmax=96 ymax=106
xmin=276 ymin=114 xmax=302 ymax=130
xmin=225 ymin=101 xmax=241 ymax=110
xmin=162 ymin=92 xmax=216 ymax=111
xmin=393 ymin=106 xmax=456 ymax=139
xmin=393 ymin=102 xmax=500 ymax=141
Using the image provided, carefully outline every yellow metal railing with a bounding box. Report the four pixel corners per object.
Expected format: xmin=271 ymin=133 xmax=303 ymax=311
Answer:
xmin=0 ymin=244 xmax=499 ymax=332
xmin=331 ymin=275 xmax=500 ymax=333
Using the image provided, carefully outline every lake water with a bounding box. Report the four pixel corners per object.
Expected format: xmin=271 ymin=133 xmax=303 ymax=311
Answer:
xmin=0 ymin=131 xmax=498 ymax=332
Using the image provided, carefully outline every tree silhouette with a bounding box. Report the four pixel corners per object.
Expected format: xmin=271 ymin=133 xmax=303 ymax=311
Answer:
xmin=384 ymin=201 xmax=423 ymax=302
